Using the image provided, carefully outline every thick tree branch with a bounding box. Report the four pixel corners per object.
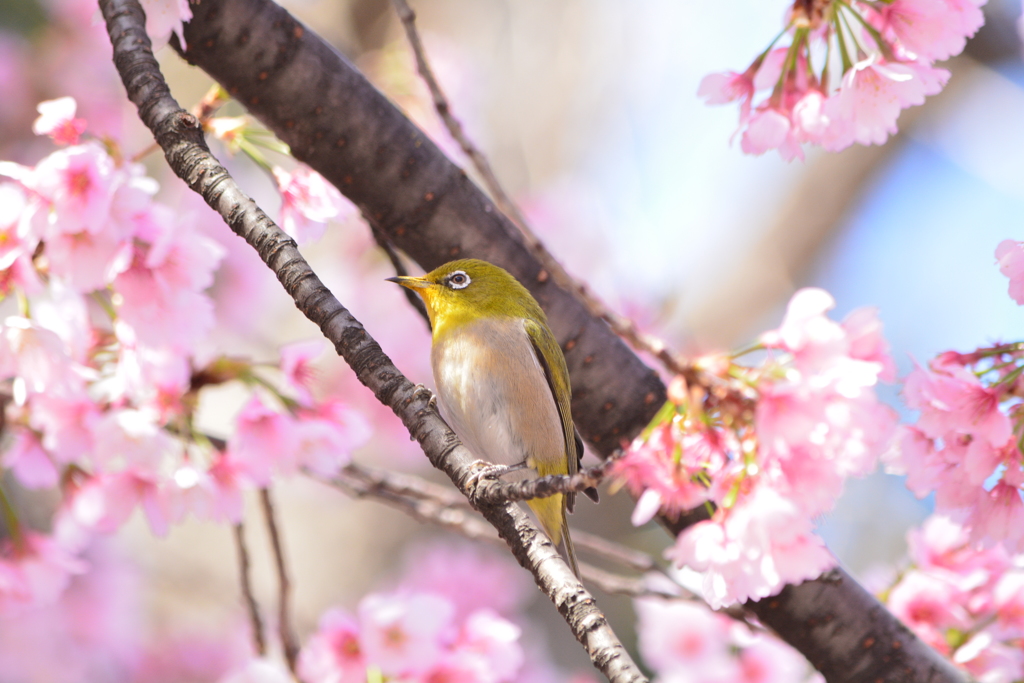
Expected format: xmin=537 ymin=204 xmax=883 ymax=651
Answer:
xmin=99 ymin=3 xmax=644 ymax=679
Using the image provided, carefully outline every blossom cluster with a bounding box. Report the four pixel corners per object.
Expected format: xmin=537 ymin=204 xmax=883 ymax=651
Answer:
xmin=700 ymin=0 xmax=986 ymax=160
xmin=636 ymin=597 xmax=822 ymax=683
xmin=884 ymin=344 xmax=1024 ymax=552
xmin=612 ymin=288 xmax=898 ymax=607
xmin=299 ymin=593 xmax=523 ymax=683
xmin=297 ymin=542 xmax=561 ymax=683
xmin=0 ymin=98 xmax=369 ymax=613
xmin=883 ymin=515 xmax=1024 ymax=682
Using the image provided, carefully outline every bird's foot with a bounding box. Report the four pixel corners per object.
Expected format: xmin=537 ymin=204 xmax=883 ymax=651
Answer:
xmin=411 ymin=383 xmax=436 ymax=408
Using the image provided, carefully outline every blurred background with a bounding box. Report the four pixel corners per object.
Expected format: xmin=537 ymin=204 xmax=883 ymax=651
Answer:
xmin=1 ymin=0 xmax=1024 ymax=679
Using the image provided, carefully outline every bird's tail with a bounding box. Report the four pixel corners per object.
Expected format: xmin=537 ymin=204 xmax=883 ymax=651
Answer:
xmin=529 ymin=493 xmax=581 ymax=580
xmin=559 ymin=505 xmax=581 ymax=580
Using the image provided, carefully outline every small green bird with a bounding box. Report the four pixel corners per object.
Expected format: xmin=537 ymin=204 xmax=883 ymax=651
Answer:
xmin=388 ymin=259 xmax=596 ymax=578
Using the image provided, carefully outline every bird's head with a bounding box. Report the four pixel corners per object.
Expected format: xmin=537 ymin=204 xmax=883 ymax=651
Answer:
xmin=387 ymin=259 xmax=545 ymax=337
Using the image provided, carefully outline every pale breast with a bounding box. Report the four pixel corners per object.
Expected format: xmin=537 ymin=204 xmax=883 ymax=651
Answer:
xmin=430 ymin=317 xmax=564 ymax=470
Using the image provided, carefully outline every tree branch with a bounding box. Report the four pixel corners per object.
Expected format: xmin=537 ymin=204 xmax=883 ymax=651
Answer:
xmin=326 ymin=464 xmax=692 ymax=603
xmin=258 ymin=488 xmax=299 ymax=673
xmin=99 ymin=3 xmax=644 ymax=679
xmin=233 ymin=521 xmax=267 ymax=657
xmin=468 ymin=459 xmax=613 ymax=506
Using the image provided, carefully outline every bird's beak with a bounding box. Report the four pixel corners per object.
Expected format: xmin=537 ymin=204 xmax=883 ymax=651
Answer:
xmin=386 ymin=275 xmax=431 ymax=290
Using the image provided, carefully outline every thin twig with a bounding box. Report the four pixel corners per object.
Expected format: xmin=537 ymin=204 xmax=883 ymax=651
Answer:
xmin=371 ymin=226 xmax=431 ymax=326
xmin=390 ymin=0 xmax=702 ymax=383
xmin=469 ymin=459 xmax=613 ymax=506
xmin=324 ymin=464 xmax=706 ymax=604
xmin=233 ymin=521 xmax=267 ymax=656
xmin=258 ymin=488 xmax=299 ymax=674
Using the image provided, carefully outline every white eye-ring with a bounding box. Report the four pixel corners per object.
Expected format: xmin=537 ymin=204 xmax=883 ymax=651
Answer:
xmin=447 ymin=270 xmax=471 ymax=289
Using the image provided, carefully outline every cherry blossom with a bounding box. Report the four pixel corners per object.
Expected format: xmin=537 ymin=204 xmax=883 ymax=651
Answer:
xmin=32 ymin=97 xmax=87 ymax=146
xmin=2 ymin=428 xmax=59 ymax=490
xmin=996 ymin=239 xmax=1024 ymax=305
xmin=888 ymin=331 xmax=1024 ymax=551
xmin=701 ymin=0 xmax=986 ymax=159
xmin=272 ymin=164 xmax=346 ymax=245
xmin=297 ymin=610 xmax=366 ymax=683
xmin=635 ymin=597 xmax=819 ymax=683
xmin=617 ymin=287 xmax=896 ymax=606
xmin=878 ymin=0 xmax=986 ymax=62
xmin=359 ymin=591 xmax=454 ymax=677
xmin=279 ymin=338 xmax=326 ymax=404
xmin=883 ymin=515 xmax=1024 ymax=681
xmin=669 ymin=485 xmax=836 ymax=608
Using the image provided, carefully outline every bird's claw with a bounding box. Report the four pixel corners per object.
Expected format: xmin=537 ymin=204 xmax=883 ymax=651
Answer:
xmin=411 ymin=383 xmax=436 ymax=408
xmin=465 ymin=460 xmax=509 ymax=493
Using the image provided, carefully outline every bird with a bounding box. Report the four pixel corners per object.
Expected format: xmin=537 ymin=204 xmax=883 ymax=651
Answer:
xmin=388 ymin=259 xmax=597 ymax=578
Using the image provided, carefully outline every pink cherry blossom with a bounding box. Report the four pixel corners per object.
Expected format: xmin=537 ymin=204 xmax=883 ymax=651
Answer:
xmin=824 ymin=57 xmax=949 ymax=150
xmin=297 ymin=609 xmax=365 ymax=683
xmin=611 ymin=421 xmax=722 ymax=525
xmin=737 ymin=636 xmax=814 ymax=683
xmin=963 ymin=482 xmax=1024 ymax=552
xmin=635 ymin=598 xmax=735 ymax=675
xmin=2 ymin=428 xmax=59 ymax=489
xmin=30 ymin=143 xmax=118 ymax=236
xmin=67 ymin=470 xmax=171 ymax=537
xmin=226 ymin=395 xmax=296 ymax=485
xmin=219 ymin=658 xmax=293 ymax=683
xmin=0 ymin=532 xmax=87 ymax=614
xmin=32 ymin=96 xmax=87 ymax=146
xmin=996 ymin=239 xmax=1024 ymax=305
xmin=993 ymin=570 xmax=1024 ymax=630
xmin=886 ymin=570 xmax=970 ymax=654
xmin=272 ymin=165 xmax=345 ymax=245
xmin=358 ymin=591 xmax=454 ymax=677
xmin=0 ymin=316 xmax=86 ymax=398
xmin=91 ymin=408 xmax=178 ymax=473
xmin=0 ymin=182 xmax=37 ymax=270
xmin=445 ymin=609 xmax=524 ymax=683
xmin=740 ymin=107 xmax=802 ymax=161
xmin=105 ymin=320 xmax=191 ymax=419
xmin=701 ymin=1 xmax=971 ymax=158
xmin=27 ymin=392 xmax=99 ymax=465
xmin=114 ymin=205 xmax=225 ymax=349
xmin=878 ymin=0 xmax=986 ymax=62
xmin=396 ymin=542 xmax=532 ymax=620
xmin=668 ymin=485 xmax=835 ymax=608
xmin=842 ymin=306 xmax=898 ymax=382
xmin=292 ymin=398 xmax=371 ymax=477
xmin=904 ymin=361 xmax=1011 ymax=447
xmin=279 ymin=338 xmax=325 ymax=404
xmin=956 ymin=633 xmax=1024 ymax=683
xmin=698 ymin=70 xmax=755 ymax=106
xmin=882 ymin=426 xmax=949 ymax=498
xmin=139 ymin=0 xmax=193 ymax=49
xmin=760 ymin=288 xmax=895 ymax=393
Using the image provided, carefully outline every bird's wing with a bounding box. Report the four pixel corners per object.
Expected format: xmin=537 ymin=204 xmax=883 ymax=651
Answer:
xmin=524 ymin=318 xmax=579 ymax=507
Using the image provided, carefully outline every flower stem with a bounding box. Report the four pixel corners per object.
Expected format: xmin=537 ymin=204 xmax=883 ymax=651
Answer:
xmin=0 ymin=483 xmax=26 ymax=552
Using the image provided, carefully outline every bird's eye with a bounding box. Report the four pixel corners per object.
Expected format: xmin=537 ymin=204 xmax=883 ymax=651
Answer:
xmin=447 ymin=271 xmax=471 ymax=289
